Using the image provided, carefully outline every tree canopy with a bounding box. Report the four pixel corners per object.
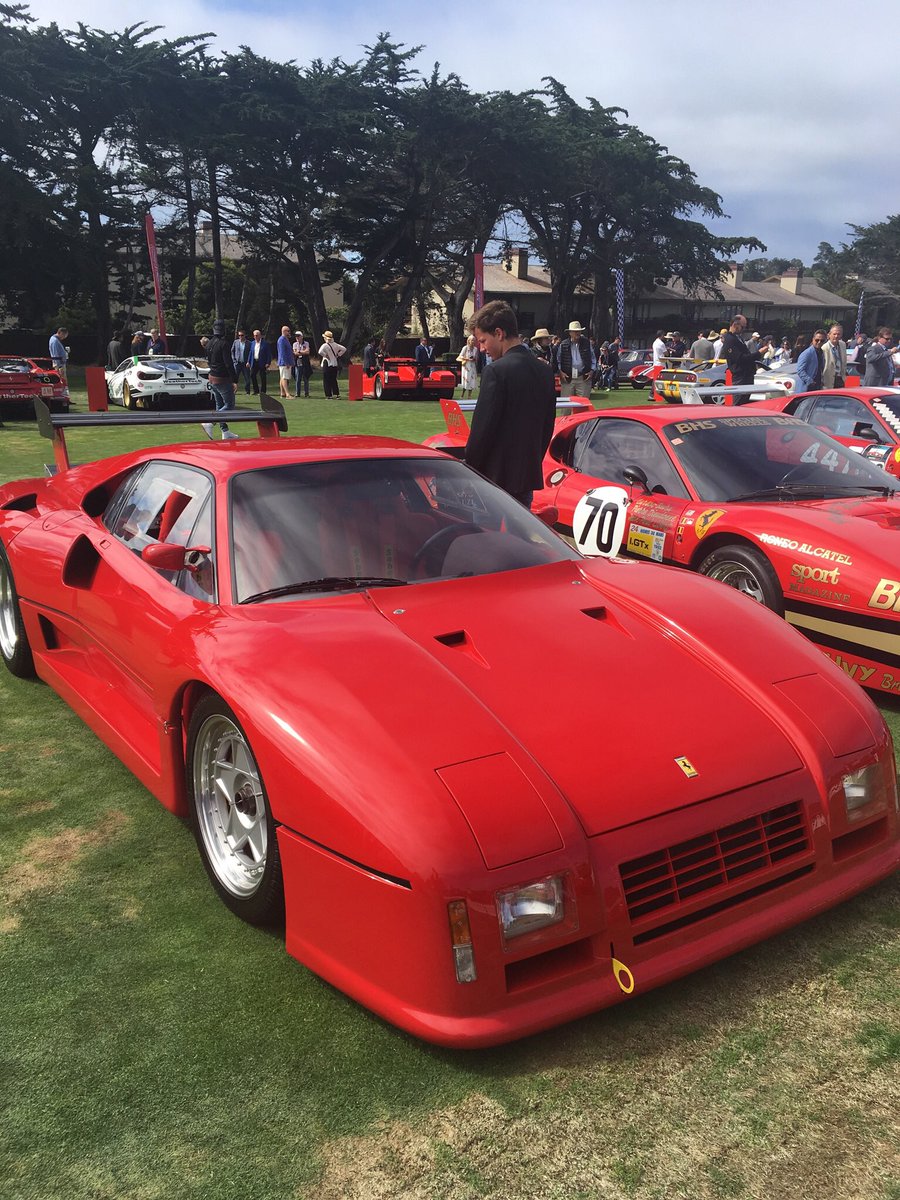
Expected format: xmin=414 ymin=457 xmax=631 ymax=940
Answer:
xmin=0 ymin=15 xmax=767 ymax=354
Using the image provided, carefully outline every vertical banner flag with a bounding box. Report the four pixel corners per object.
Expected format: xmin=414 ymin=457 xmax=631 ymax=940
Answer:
xmin=474 ymin=253 xmax=484 ymax=312
xmin=614 ymin=269 xmax=625 ymax=343
xmin=855 ymin=290 xmax=865 ymax=339
xmin=144 ymin=214 xmax=168 ymax=349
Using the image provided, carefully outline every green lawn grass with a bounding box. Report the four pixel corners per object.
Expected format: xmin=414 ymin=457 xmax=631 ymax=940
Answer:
xmin=1 ymin=371 xmax=898 ymax=1200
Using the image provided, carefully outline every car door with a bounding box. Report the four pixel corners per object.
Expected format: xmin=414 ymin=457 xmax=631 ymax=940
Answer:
xmin=542 ymin=416 xmax=694 ymax=561
xmin=69 ymin=462 xmax=216 ymax=766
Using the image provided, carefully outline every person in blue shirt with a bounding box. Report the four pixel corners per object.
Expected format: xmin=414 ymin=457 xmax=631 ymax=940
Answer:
xmin=48 ymin=327 xmax=69 ymax=383
xmin=796 ymin=331 xmax=825 ymax=393
xmin=276 ymin=325 xmax=294 ymax=399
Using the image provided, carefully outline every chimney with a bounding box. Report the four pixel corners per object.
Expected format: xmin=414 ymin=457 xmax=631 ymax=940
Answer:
xmin=515 ymin=248 xmax=529 ymax=279
xmin=780 ymin=267 xmax=803 ymax=294
xmin=723 ymin=261 xmax=743 ymax=288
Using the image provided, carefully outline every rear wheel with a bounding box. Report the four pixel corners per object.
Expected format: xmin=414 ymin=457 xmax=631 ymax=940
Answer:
xmin=698 ymin=543 xmax=783 ymax=613
xmin=186 ymin=693 xmax=284 ymax=926
xmin=123 ymin=382 xmax=134 ymax=409
xmin=374 ymin=374 xmax=384 ymax=399
xmin=0 ymin=546 xmax=36 ymax=678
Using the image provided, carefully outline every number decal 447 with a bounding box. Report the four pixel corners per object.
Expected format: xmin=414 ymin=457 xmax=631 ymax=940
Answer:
xmin=572 ymin=487 xmax=630 ymax=557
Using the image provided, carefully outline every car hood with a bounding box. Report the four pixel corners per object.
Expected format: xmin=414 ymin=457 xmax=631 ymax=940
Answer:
xmin=735 ymin=494 xmax=900 ymax=548
xmin=361 ymin=559 xmax=806 ymax=837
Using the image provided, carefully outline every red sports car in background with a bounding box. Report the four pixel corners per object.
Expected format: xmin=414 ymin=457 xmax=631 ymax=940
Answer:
xmin=0 ymin=355 xmax=69 ymax=414
xmin=2 ymin=401 xmax=897 ymax=1047
xmin=531 ymin=405 xmax=900 ymax=694
xmin=745 ymin=387 xmax=900 ymax=477
xmin=361 ymin=356 xmax=456 ymax=400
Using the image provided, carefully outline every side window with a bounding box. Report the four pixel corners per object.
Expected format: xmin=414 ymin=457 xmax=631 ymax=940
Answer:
xmin=177 ymin=495 xmax=215 ymax=601
xmin=790 ymin=395 xmax=818 ymax=420
xmin=104 ymin=462 xmax=215 ymax=595
xmin=575 ymin=419 xmax=689 ymax=497
xmin=811 ymin=395 xmax=883 ymax=440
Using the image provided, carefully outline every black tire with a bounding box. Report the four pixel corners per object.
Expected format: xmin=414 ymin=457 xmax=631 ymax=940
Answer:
xmin=374 ymin=375 xmax=384 ymax=399
xmin=698 ymin=543 xmax=783 ymax=614
xmin=186 ymin=693 xmax=284 ymax=926
xmin=123 ymin=382 xmax=134 ymax=409
xmin=0 ymin=545 xmax=36 ymax=678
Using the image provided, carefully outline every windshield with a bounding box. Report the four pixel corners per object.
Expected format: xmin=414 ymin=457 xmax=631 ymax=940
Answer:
xmin=230 ymin=456 xmax=579 ymax=603
xmin=620 ymin=350 xmax=648 ymax=367
xmin=662 ymin=415 xmax=897 ymax=502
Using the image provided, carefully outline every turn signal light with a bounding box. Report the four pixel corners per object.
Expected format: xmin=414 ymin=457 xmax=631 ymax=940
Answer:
xmin=447 ymin=899 xmax=477 ymax=983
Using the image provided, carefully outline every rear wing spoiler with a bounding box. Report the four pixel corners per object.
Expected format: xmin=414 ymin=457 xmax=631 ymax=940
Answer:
xmin=679 ymin=384 xmax=787 ymax=406
xmin=34 ymin=395 xmax=288 ymax=473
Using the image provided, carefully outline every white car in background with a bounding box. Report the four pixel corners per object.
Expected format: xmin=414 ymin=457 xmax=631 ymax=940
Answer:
xmin=105 ymin=356 xmax=213 ymax=410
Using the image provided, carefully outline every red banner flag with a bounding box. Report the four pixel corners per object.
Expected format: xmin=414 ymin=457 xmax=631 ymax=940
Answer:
xmin=474 ymin=253 xmax=484 ymax=312
xmin=144 ymin=214 xmax=168 ymax=348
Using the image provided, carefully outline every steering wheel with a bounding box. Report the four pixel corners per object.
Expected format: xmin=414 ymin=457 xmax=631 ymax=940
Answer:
xmin=410 ymin=524 xmax=483 ymax=577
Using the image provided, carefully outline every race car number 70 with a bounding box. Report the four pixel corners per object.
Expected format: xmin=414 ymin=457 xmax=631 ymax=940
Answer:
xmin=572 ymin=486 xmax=630 ymax=557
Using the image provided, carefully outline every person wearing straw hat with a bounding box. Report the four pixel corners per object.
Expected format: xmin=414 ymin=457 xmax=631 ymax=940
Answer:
xmin=557 ymin=320 xmax=593 ymax=398
xmin=318 ymin=330 xmax=347 ymax=397
xmin=530 ymin=327 xmax=553 ymax=366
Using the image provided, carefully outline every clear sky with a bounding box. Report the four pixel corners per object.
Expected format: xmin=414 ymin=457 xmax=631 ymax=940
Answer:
xmin=22 ymin=0 xmax=898 ymax=266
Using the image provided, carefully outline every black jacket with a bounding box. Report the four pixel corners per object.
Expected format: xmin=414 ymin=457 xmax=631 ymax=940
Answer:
xmin=721 ymin=331 xmax=758 ymax=385
xmin=465 ymin=344 xmax=556 ymax=495
xmin=206 ymin=334 xmax=237 ymax=382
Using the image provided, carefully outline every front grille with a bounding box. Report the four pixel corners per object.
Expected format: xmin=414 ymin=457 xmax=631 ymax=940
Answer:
xmin=620 ymin=801 xmax=809 ymax=925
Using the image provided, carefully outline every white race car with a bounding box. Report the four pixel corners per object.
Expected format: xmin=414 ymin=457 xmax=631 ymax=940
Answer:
xmin=105 ymin=356 xmax=213 ymax=410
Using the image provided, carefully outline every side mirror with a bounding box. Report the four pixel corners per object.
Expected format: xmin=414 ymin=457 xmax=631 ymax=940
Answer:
xmin=623 ymin=465 xmax=651 ymax=493
xmin=142 ymin=543 xmax=210 ymax=572
xmin=853 ymin=422 xmax=880 ymax=442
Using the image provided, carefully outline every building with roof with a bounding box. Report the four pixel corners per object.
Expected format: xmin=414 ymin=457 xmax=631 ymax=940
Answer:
xmin=415 ymin=254 xmax=857 ymax=344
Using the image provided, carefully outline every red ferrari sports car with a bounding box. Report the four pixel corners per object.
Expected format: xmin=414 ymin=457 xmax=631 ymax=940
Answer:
xmin=2 ymin=401 xmax=898 ymax=1047
xmin=0 ymin=355 xmax=70 ymax=414
xmin=361 ymin=357 xmax=457 ymax=401
xmin=745 ymin=387 xmax=900 ymax=478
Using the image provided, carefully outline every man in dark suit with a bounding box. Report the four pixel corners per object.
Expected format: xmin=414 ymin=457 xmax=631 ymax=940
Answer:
xmin=465 ymin=300 xmax=556 ymax=507
xmin=414 ymin=336 xmax=436 ymax=378
xmin=248 ymin=328 xmax=272 ymax=394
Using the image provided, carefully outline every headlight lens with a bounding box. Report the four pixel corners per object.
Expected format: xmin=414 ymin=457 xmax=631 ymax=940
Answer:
xmin=496 ymin=875 xmax=564 ymax=941
xmin=842 ymin=761 xmax=892 ymax=822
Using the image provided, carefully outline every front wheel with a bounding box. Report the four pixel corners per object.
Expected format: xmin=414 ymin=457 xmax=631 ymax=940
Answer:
xmin=0 ymin=546 xmax=36 ymax=678
xmin=698 ymin=543 xmax=783 ymax=613
xmin=186 ymin=693 xmax=284 ymax=926
xmin=374 ymin=374 xmax=384 ymax=399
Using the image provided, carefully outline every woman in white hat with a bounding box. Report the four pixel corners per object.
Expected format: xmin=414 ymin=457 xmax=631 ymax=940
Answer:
xmin=318 ymin=330 xmax=347 ymax=398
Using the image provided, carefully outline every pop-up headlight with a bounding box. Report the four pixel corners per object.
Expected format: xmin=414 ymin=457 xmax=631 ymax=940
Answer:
xmin=842 ymin=760 xmax=895 ymax=823
xmin=496 ymin=875 xmax=564 ymax=942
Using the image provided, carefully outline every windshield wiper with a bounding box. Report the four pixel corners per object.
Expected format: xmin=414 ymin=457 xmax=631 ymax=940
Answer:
xmin=241 ymin=576 xmax=407 ymax=603
xmin=728 ymin=482 xmax=896 ymax=502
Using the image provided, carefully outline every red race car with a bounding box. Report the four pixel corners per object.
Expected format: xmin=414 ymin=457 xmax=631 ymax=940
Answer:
xmin=2 ymin=401 xmax=898 ymax=1047
xmin=529 ymin=404 xmax=900 ymax=694
xmin=745 ymin=387 xmax=900 ymax=478
xmin=0 ymin=355 xmax=70 ymax=414
xmin=362 ymin=357 xmax=457 ymax=400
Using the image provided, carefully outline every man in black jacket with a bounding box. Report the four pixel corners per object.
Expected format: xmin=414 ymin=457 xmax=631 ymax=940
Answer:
xmin=465 ymin=301 xmax=556 ymax=507
xmin=202 ymin=319 xmax=239 ymax=440
xmin=721 ymin=314 xmax=758 ymax=386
